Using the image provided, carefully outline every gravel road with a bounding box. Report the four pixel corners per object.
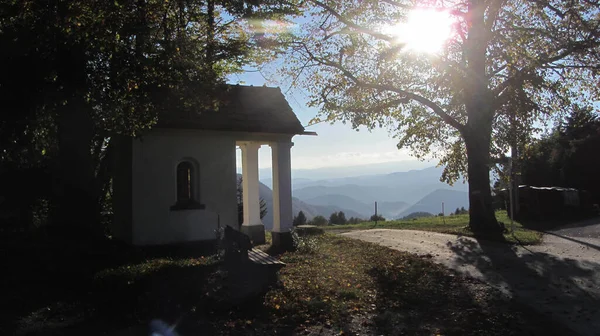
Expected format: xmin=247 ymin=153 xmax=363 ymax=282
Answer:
xmin=343 ymin=221 xmax=600 ymax=336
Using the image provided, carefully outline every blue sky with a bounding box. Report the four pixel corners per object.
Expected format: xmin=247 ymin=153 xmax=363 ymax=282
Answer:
xmin=229 ymin=70 xmax=428 ymax=174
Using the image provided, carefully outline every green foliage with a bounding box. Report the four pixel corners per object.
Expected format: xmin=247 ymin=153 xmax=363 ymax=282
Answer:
xmin=454 ymin=207 xmax=468 ymax=215
xmin=347 ymin=217 xmax=365 ymax=224
xmin=282 ymin=0 xmax=599 ymax=180
xmin=293 ymin=210 xmax=307 ymax=226
xmin=309 ymin=215 xmax=328 ymax=226
xmin=521 ymin=107 xmax=600 ymax=203
xmin=370 ymin=214 xmax=385 ymax=222
xmin=336 ymin=211 xmax=347 ymax=224
xmin=0 ymin=0 xmax=303 ymax=231
xmin=329 ymin=211 xmax=347 ymax=224
xmin=291 ymin=228 xmax=319 ymax=254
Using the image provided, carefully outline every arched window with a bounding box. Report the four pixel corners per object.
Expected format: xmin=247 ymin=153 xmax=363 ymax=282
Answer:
xmin=177 ymin=161 xmax=194 ymax=203
xmin=172 ymin=160 xmax=204 ymax=210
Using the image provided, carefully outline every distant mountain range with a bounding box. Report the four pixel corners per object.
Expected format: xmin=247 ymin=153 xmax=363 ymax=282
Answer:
xmin=254 ymin=166 xmax=470 ymax=228
xmin=258 ymin=160 xmax=434 ymax=181
xmin=259 ymin=185 xmax=365 ymax=229
xmin=289 ymin=166 xmax=468 ymax=204
xmin=397 ymin=189 xmax=469 ymax=218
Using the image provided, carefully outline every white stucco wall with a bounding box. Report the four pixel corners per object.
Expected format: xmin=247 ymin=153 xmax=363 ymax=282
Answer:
xmin=131 ymin=129 xmax=238 ymax=245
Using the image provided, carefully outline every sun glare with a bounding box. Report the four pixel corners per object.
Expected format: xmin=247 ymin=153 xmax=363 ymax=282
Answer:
xmin=384 ymin=9 xmax=454 ymax=54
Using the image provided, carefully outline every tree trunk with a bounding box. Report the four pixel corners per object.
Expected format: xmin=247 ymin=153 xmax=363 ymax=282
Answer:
xmin=464 ymin=128 xmax=503 ymax=236
xmin=52 ymin=100 xmax=100 ymax=238
xmin=462 ymin=0 xmax=502 ymax=237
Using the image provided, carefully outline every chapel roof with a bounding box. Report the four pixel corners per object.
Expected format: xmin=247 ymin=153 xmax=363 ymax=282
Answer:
xmin=156 ymin=84 xmax=306 ymax=135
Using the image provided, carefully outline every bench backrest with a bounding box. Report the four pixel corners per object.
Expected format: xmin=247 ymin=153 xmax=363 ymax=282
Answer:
xmin=224 ymin=225 xmax=252 ymax=252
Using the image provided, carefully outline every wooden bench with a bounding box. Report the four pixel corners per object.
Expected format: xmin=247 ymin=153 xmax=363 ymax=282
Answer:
xmin=223 ymin=225 xmax=285 ymax=267
xmin=248 ymin=248 xmax=285 ymax=267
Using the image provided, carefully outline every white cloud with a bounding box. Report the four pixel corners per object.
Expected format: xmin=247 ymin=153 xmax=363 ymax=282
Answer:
xmin=290 ymin=149 xmax=413 ymax=169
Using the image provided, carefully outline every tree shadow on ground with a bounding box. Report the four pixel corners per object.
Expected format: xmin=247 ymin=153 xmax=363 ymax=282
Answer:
xmin=519 ymin=215 xmax=600 ymax=231
xmin=1 ymin=236 xmax=224 ymax=333
xmin=446 ymin=236 xmax=600 ymax=335
xmin=11 ymin=258 xmax=286 ymax=336
xmin=366 ymin=255 xmax=574 ymax=336
xmin=3 ymin=234 xmax=295 ymax=336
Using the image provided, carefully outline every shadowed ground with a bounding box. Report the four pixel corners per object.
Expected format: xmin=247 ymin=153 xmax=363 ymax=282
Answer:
xmin=343 ymin=224 xmax=600 ymax=336
xmin=2 ymin=232 xmax=574 ymax=336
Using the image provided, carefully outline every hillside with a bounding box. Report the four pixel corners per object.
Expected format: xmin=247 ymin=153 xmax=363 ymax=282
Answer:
xmin=291 ymin=166 xmax=468 ymax=204
xmin=300 ymin=194 xmax=409 ymax=219
xmin=376 ymin=201 xmax=411 ymax=219
xmin=398 ymin=189 xmax=469 ymax=218
xmin=302 ymin=194 xmax=375 ymax=218
xmin=256 ymin=182 xmax=362 ymax=229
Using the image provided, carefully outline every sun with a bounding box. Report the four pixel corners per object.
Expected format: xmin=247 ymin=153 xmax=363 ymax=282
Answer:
xmin=383 ymin=9 xmax=454 ymax=53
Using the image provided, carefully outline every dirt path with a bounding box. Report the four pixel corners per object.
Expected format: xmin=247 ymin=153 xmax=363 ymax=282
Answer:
xmin=549 ymin=217 xmax=600 ymax=239
xmin=342 ymin=229 xmax=600 ymax=336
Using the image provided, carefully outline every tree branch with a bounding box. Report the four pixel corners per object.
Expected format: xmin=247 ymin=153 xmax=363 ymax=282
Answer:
xmin=294 ymin=41 xmax=466 ymax=134
xmin=485 ymin=0 xmax=507 ymax=30
xmin=493 ymin=38 xmax=600 ymax=103
xmin=381 ymin=0 xmax=468 ymax=17
xmin=309 ymin=0 xmax=396 ymax=42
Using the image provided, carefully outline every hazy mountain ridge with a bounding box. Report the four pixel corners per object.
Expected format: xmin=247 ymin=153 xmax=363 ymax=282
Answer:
xmin=376 ymin=201 xmax=412 ymax=219
xmin=301 ymin=194 xmax=410 ymax=219
xmin=290 ymin=166 xmax=467 ymax=205
xmin=302 ymin=194 xmax=374 ymax=216
xmin=258 ymin=183 xmax=364 ymax=230
xmin=258 ymin=160 xmax=434 ymax=182
xmin=251 ymin=166 xmax=469 ymax=228
xmin=397 ymin=189 xmax=469 ymax=218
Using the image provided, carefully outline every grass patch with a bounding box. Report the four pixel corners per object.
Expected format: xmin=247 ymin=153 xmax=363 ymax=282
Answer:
xmin=7 ymin=234 xmax=567 ymax=335
xmin=323 ymin=211 xmax=543 ymax=244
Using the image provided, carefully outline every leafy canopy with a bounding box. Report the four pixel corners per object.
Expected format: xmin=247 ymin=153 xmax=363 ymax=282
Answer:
xmin=0 ymin=0 xmax=302 ymax=162
xmin=279 ymin=0 xmax=600 ymax=183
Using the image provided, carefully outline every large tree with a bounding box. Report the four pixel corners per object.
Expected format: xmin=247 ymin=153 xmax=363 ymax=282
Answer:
xmin=280 ymin=0 xmax=600 ymax=235
xmin=0 ymin=0 xmax=300 ymax=235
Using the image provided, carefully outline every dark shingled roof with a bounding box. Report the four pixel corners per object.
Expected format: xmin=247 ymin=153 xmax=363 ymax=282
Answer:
xmin=156 ymin=85 xmax=305 ymax=135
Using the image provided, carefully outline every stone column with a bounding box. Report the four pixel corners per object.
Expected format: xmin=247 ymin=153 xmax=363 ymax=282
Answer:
xmin=240 ymin=142 xmax=265 ymax=244
xmin=270 ymin=141 xmax=294 ymax=250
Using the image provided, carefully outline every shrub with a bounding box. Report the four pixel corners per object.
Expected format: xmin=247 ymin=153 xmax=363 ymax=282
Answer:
xmin=370 ymin=214 xmax=385 ymax=221
xmin=291 ymin=229 xmax=319 ymax=254
xmin=310 ymin=215 xmax=328 ymax=226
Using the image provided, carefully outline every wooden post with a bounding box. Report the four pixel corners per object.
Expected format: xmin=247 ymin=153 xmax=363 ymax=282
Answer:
xmin=508 ymin=158 xmax=515 ymax=234
xmin=375 ymin=201 xmax=378 ymax=226
xmin=442 ymin=202 xmax=446 ymax=225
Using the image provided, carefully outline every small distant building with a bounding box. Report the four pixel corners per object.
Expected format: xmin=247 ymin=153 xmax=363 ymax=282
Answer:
xmin=111 ymin=85 xmax=313 ymax=246
xmin=499 ymin=185 xmax=593 ymax=220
